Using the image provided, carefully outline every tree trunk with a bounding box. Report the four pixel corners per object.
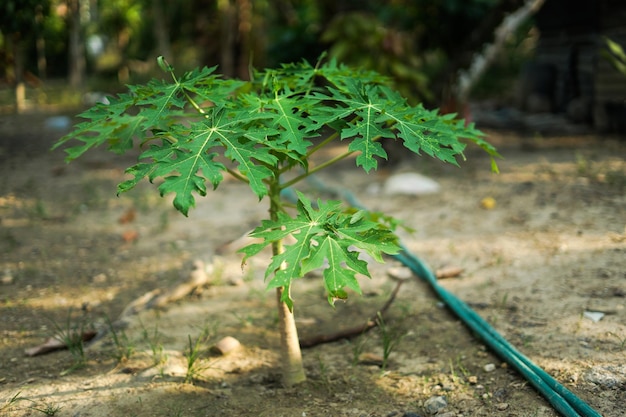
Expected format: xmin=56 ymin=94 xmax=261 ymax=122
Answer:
xmin=36 ymin=4 xmax=47 ymax=80
xmin=152 ymin=0 xmax=172 ymax=61
xmin=269 ymin=182 xmax=306 ymax=388
xmin=67 ymin=0 xmax=85 ymax=89
xmin=10 ymin=34 xmax=26 ymax=113
xmin=236 ymin=0 xmax=252 ymax=79
xmin=275 ymin=287 xmax=306 ymax=387
xmin=218 ymin=0 xmax=236 ymax=78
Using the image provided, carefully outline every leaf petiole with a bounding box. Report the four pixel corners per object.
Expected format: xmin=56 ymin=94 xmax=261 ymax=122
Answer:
xmin=280 ymin=148 xmax=356 ymax=190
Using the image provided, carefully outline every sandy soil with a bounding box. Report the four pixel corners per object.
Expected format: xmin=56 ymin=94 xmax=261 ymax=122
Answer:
xmin=0 ymin=113 xmax=625 ymax=417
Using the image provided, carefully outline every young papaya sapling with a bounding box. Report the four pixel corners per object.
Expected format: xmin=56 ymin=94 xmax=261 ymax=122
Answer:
xmin=54 ymin=55 xmax=499 ymax=387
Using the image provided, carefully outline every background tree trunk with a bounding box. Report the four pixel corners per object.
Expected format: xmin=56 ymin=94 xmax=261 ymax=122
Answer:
xmin=236 ymin=0 xmax=252 ymax=79
xmin=218 ymin=0 xmax=236 ymax=78
xmin=10 ymin=34 xmax=26 ymax=113
xmin=35 ymin=4 xmax=47 ymax=80
xmin=67 ymin=0 xmax=85 ymax=89
xmin=152 ymin=0 xmax=172 ymax=61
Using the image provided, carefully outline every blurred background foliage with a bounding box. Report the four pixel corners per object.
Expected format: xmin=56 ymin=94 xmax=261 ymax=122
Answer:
xmin=0 ymin=0 xmax=538 ymax=109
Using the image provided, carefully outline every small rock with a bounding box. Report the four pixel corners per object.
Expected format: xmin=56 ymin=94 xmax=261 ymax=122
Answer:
xmin=584 ymin=365 xmax=626 ymax=388
xmin=484 ymin=363 xmax=496 ymax=372
xmin=496 ymin=403 xmax=509 ymax=411
xmin=387 ymin=266 xmax=413 ymax=281
xmin=92 ymin=273 xmax=107 ymax=284
xmin=402 ymin=413 xmax=423 ymax=417
xmin=383 ymin=173 xmax=440 ymax=196
xmin=435 ymin=266 xmax=464 ymax=279
xmin=1 ymin=271 xmax=14 ymax=285
xmin=211 ymin=336 xmax=241 ymax=355
xmin=583 ymin=311 xmax=605 ymax=323
xmin=467 ymin=375 xmax=478 ymax=384
xmin=423 ymin=396 xmax=447 ymax=415
xmin=358 ymin=352 xmax=384 ymax=367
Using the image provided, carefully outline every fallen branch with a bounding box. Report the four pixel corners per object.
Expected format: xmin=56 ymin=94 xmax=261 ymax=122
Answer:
xmin=300 ymin=278 xmax=405 ymax=348
xmin=24 ymin=260 xmax=211 ymax=356
xmin=102 ymin=259 xmax=211 ymax=336
xmin=150 ymin=260 xmax=210 ymax=308
xmin=24 ymin=331 xmax=97 ymax=357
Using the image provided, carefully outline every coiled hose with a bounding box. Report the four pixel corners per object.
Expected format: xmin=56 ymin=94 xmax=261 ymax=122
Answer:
xmin=284 ymin=177 xmax=602 ymax=417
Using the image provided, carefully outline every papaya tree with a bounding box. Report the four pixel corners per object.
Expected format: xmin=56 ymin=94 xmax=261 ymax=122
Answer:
xmin=54 ymin=55 xmax=498 ymax=387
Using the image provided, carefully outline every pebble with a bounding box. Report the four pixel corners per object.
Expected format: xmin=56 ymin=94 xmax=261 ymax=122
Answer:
xmin=496 ymin=403 xmax=509 ymax=411
xmin=582 ymin=311 xmax=605 ymax=323
xmin=387 ymin=266 xmax=413 ymax=281
xmin=584 ymin=364 xmax=626 ymax=388
xmin=211 ymin=336 xmax=241 ymax=355
xmin=423 ymin=396 xmax=447 ymax=415
xmin=1 ymin=271 xmax=14 ymax=285
xmin=483 ymin=363 xmax=496 ymax=372
xmin=358 ymin=352 xmax=384 ymax=366
xmin=383 ymin=173 xmax=441 ymax=196
xmin=92 ymin=273 xmax=107 ymax=284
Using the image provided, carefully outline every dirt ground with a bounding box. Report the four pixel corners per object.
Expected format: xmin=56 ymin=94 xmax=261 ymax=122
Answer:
xmin=0 ymin=112 xmax=625 ymax=417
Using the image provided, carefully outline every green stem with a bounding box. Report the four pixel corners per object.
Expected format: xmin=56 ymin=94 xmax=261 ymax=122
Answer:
xmin=181 ymin=88 xmax=207 ymax=115
xmin=279 ymin=113 xmax=363 ymax=180
xmin=226 ymin=167 xmax=249 ymax=183
xmin=163 ymin=58 xmax=207 ymax=116
xmin=303 ymin=51 xmax=328 ymax=96
xmin=280 ymin=148 xmax=356 ymax=190
xmin=281 ymin=127 xmax=387 ymax=190
xmin=303 ymin=130 xmax=340 ymax=161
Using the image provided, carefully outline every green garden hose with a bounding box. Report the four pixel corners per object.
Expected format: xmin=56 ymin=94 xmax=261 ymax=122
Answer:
xmin=286 ymin=177 xmax=602 ymax=417
xmin=394 ymin=248 xmax=601 ymax=417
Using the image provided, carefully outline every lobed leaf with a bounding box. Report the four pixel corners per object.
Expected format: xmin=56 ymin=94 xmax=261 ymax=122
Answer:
xmin=55 ymin=54 xmax=498 ymax=226
xmin=55 ymin=55 xmax=499 ymax=309
xmin=53 ymin=92 xmax=143 ymax=160
xmin=240 ymin=192 xmax=401 ymax=308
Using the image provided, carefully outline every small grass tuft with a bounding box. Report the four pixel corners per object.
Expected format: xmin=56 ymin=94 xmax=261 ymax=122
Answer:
xmin=105 ymin=315 xmax=135 ymax=362
xmin=376 ymin=312 xmax=405 ymax=371
xmin=140 ymin=321 xmax=167 ymax=366
xmin=1 ymin=391 xmax=27 ymax=413
xmin=183 ymin=325 xmax=216 ymax=383
xmin=350 ymin=334 xmax=369 ymax=367
xmin=29 ymin=402 xmax=63 ymax=416
xmin=607 ymin=331 xmax=626 ymax=350
xmin=49 ymin=309 xmax=90 ymax=375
